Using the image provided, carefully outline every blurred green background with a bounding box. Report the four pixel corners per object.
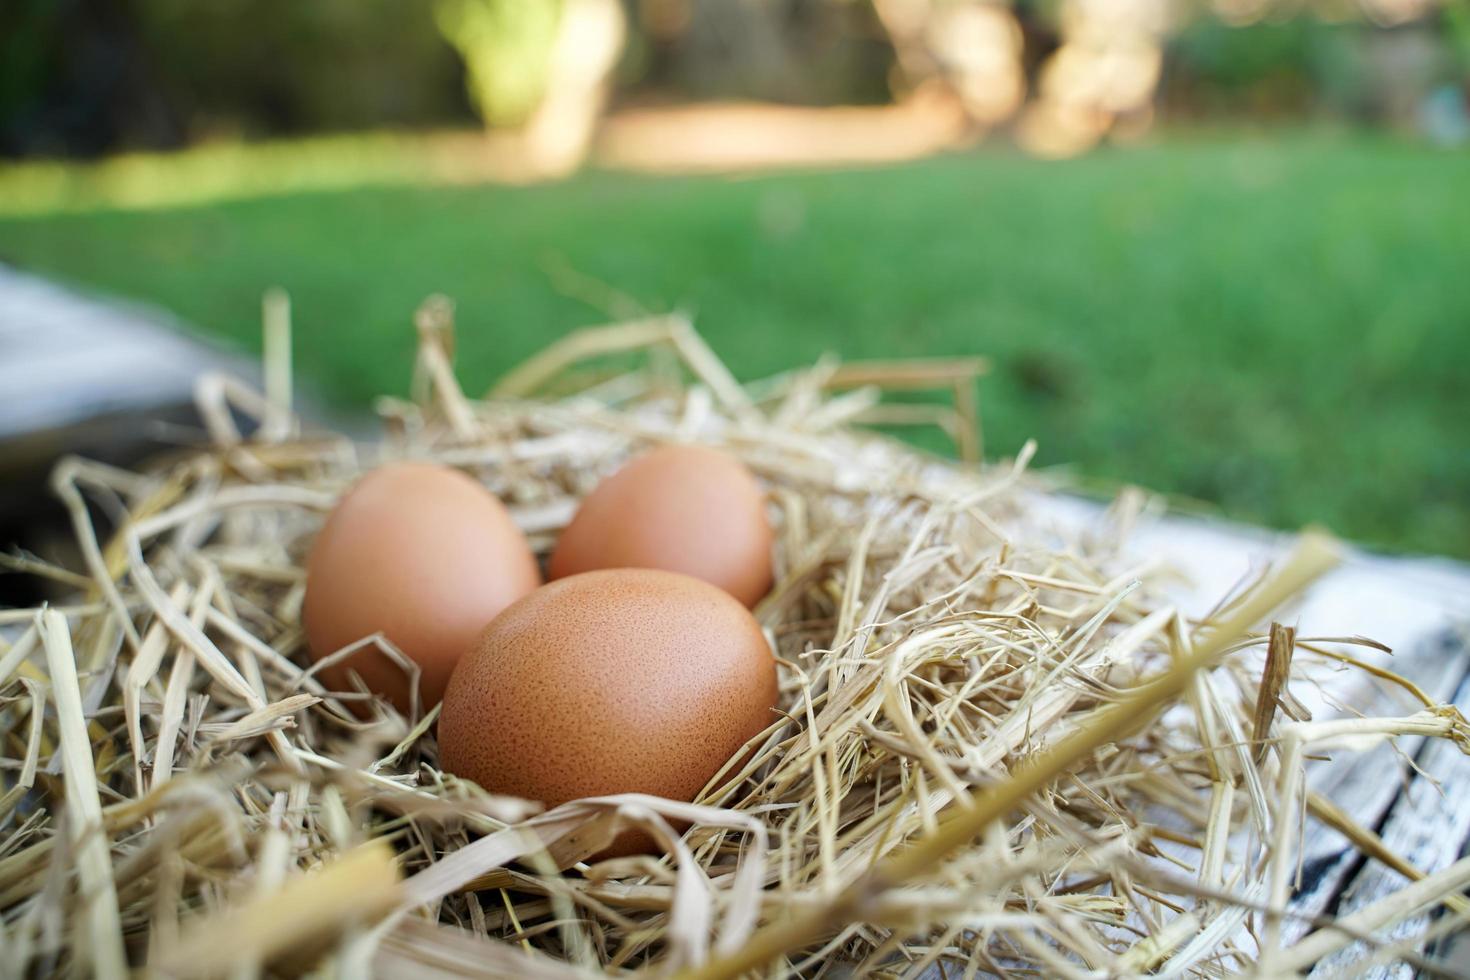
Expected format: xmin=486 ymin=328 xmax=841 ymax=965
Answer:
xmin=1 ymin=0 xmax=1467 ymax=557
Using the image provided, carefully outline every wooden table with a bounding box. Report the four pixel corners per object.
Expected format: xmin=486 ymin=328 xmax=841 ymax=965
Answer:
xmin=1032 ymin=495 xmax=1470 ymax=977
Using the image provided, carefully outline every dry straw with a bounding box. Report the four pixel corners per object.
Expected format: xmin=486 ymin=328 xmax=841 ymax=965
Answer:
xmin=2 ymin=296 xmax=1467 ymax=977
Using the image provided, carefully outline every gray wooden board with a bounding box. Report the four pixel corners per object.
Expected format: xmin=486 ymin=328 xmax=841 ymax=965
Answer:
xmin=1289 ymin=628 xmax=1470 ymax=949
xmin=0 ymin=265 xmax=356 ymax=538
xmin=1024 ymin=497 xmax=1470 ymax=976
xmin=0 ymin=263 xmax=242 ymax=441
xmin=1307 ymin=656 xmax=1470 ymax=978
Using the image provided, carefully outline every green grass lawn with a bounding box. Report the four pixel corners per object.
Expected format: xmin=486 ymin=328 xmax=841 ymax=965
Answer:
xmin=1 ymin=133 xmax=1466 ymax=557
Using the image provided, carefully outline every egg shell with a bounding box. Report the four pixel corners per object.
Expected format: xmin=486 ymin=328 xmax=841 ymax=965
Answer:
xmin=439 ymin=568 xmax=778 ymax=855
xmin=303 ymin=461 xmax=540 ymax=714
xmin=548 ymin=444 xmax=774 ymax=607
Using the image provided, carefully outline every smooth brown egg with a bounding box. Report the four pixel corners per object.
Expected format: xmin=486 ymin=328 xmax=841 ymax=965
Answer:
xmin=439 ymin=568 xmax=778 ymax=855
xmin=303 ymin=461 xmax=540 ymax=714
xmin=548 ymin=444 xmax=773 ymax=607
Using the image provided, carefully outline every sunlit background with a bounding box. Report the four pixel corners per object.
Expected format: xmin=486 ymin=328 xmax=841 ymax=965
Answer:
xmin=1 ymin=0 xmax=1467 ymax=565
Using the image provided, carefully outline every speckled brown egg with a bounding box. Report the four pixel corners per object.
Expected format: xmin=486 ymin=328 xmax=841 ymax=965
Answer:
xmin=439 ymin=568 xmax=778 ymax=854
xmin=548 ymin=444 xmax=773 ymax=607
xmin=303 ymin=461 xmax=540 ymax=715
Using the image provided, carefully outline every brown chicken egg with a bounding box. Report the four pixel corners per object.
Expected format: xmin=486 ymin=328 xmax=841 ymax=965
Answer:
xmin=303 ymin=461 xmax=540 ymax=714
xmin=548 ymin=444 xmax=773 ymax=607
xmin=439 ymin=568 xmax=778 ymax=855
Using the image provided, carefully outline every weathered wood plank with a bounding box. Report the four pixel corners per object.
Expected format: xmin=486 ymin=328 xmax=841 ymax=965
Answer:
xmin=0 ymin=264 xmax=238 ymax=442
xmin=1027 ymin=495 xmax=1470 ymax=973
xmin=1306 ymin=648 xmax=1470 ymax=978
xmin=1288 ymin=628 xmax=1470 ymax=949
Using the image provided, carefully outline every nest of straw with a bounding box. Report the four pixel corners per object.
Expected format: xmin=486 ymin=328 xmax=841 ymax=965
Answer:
xmin=3 ymin=297 xmax=1468 ymax=979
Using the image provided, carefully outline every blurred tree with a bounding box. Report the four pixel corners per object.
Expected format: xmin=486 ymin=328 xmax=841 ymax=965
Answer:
xmin=0 ymin=0 xmax=472 ymax=157
xmin=434 ymin=0 xmax=564 ymax=127
xmin=1 ymin=0 xmax=1465 ymax=160
xmin=434 ymin=0 xmax=623 ymax=175
xmin=874 ymin=0 xmax=1027 ymax=125
xmin=521 ymin=0 xmax=626 ymax=175
xmin=0 ymin=0 xmax=184 ymax=157
xmin=1170 ymin=18 xmax=1361 ymax=116
xmin=625 ymin=0 xmax=895 ymax=105
xmin=1450 ymin=0 xmax=1470 ymax=68
xmin=136 ymin=0 xmax=469 ymax=136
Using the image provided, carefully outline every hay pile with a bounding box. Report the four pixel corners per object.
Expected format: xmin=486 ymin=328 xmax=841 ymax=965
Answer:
xmin=2 ymin=299 xmax=1468 ymax=978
